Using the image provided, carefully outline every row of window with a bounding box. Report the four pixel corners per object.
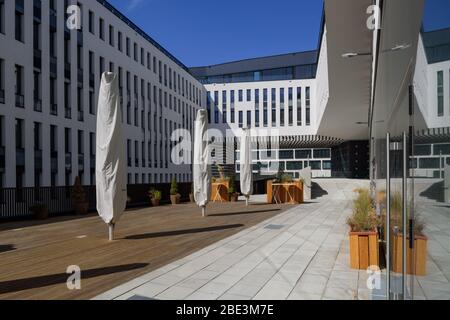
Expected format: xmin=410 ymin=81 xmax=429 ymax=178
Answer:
xmin=236 ymin=160 xmax=332 ymax=173
xmin=415 ymin=143 xmax=450 ymax=156
xmin=198 ymin=64 xmax=318 ymax=85
xmin=0 ymin=116 xmax=190 ymax=188
xmin=207 ymin=87 xmax=311 ymax=127
xmin=236 ymin=148 xmax=331 ymax=162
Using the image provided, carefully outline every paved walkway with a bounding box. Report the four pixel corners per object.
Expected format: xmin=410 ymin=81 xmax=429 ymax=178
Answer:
xmin=95 ymin=179 xmax=376 ymax=300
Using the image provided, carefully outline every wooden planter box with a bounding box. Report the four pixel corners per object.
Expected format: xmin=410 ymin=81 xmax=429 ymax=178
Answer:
xmin=349 ymin=231 xmax=379 ymax=270
xmin=211 ymin=181 xmax=229 ymax=202
xmin=267 ymin=180 xmax=304 ymax=204
xmin=393 ymin=233 xmax=428 ymax=276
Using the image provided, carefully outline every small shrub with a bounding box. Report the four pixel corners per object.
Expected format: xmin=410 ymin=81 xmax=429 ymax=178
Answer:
xmin=347 ymin=189 xmax=381 ymax=232
xmin=148 ymin=188 xmax=162 ymax=200
xmin=170 ymin=177 xmax=179 ymax=196
xmin=228 ymin=175 xmax=237 ymax=195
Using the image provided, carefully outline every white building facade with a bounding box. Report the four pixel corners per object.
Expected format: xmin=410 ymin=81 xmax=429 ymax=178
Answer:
xmin=0 ymin=0 xmax=205 ymax=188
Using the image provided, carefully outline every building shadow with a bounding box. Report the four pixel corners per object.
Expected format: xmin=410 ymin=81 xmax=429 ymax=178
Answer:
xmin=125 ymin=224 xmax=244 ymax=240
xmin=0 ymin=244 xmax=15 ymax=254
xmin=208 ymin=209 xmax=281 ymax=217
xmin=0 ymin=263 xmax=148 ymax=295
xmin=419 ymin=180 xmax=444 ymax=203
xmin=311 ymin=182 xmax=328 ymax=199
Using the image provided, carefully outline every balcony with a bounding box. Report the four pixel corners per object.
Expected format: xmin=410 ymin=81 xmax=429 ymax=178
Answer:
xmin=15 ymin=94 xmax=24 ymax=108
xmin=35 ymin=149 xmax=43 ymax=171
xmin=0 ymin=89 xmax=5 ymax=104
xmin=50 ymin=103 xmax=58 ymax=116
xmin=16 ymin=148 xmax=25 ymax=168
xmin=34 ymin=49 xmax=42 ymax=69
xmin=65 ymin=153 xmax=72 ymax=172
xmin=34 ymin=98 xmax=42 ymax=112
xmin=65 ymin=107 xmax=72 ymax=119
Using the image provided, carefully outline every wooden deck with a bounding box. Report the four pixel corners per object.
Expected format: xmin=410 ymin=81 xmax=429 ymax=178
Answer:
xmin=0 ymin=201 xmax=292 ymax=300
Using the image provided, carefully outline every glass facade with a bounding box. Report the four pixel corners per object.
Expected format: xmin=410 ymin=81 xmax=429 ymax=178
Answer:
xmin=197 ymin=64 xmax=318 ymax=85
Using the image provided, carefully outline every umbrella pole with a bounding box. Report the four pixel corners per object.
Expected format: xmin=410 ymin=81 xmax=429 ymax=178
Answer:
xmin=246 ymin=196 xmax=249 ymax=207
xmin=202 ymin=206 xmax=206 ymax=217
xmin=108 ymin=223 xmax=115 ymax=241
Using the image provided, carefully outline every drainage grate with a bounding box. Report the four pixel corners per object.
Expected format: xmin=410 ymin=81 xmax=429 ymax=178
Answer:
xmin=127 ymin=295 xmax=156 ymax=301
xmin=265 ymin=224 xmax=285 ymax=230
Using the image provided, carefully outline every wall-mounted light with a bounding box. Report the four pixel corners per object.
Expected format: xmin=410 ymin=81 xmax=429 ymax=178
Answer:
xmin=342 ymin=52 xmax=371 ymax=58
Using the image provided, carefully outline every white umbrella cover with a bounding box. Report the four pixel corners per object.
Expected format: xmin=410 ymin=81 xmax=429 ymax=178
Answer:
xmin=240 ymin=128 xmax=253 ymax=206
xmin=96 ymin=72 xmax=127 ymax=240
xmin=193 ymin=109 xmax=211 ymax=216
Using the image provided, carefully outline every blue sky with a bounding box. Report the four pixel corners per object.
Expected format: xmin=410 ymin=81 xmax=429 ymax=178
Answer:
xmin=108 ymin=0 xmax=450 ymax=67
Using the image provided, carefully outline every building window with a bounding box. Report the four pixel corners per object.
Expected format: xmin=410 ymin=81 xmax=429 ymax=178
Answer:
xmin=0 ymin=58 xmax=5 ymax=104
xmin=288 ymin=88 xmax=293 ymax=126
xmin=0 ymin=0 xmax=5 ymax=34
xmin=238 ymin=111 xmax=243 ymax=128
xmin=297 ymin=87 xmax=302 ymax=126
xmin=238 ymin=90 xmax=243 ymax=102
xmin=306 ymin=87 xmax=311 ymax=125
xmin=88 ymin=11 xmax=94 ymax=34
xmin=117 ymin=31 xmax=123 ymax=52
xmin=15 ymin=65 xmax=24 ymax=108
xmin=214 ymin=91 xmax=219 ymax=124
xmin=99 ymin=18 xmax=104 ymax=40
xmin=280 ymin=88 xmax=285 ymax=126
xmin=437 ymin=70 xmax=444 ymax=117
xmin=247 ymin=89 xmax=251 ymax=102
xmin=15 ymin=1 xmax=24 ymax=42
xmin=247 ymin=110 xmax=251 ymax=128
xmin=271 ymin=88 xmax=276 ymax=126
xmin=109 ymin=25 xmax=114 ymax=46
xmin=124 ymin=37 xmax=129 ymax=56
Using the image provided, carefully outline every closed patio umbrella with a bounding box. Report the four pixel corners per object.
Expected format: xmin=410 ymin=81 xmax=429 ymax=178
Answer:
xmin=96 ymin=72 xmax=127 ymax=240
xmin=240 ymin=128 xmax=253 ymax=206
xmin=193 ymin=109 xmax=211 ymax=217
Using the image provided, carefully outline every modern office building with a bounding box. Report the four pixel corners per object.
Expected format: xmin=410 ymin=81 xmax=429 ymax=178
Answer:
xmin=190 ymin=23 xmax=370 ymax=179
xmin=0 ymin=0 xmax=205 ymax=189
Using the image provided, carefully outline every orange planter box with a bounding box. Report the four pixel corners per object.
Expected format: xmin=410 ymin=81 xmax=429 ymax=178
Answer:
xmin=211 ymin=181 xmax=229 ymax=202
xmin=393 ymin=234 xmax=427 ymax=276
xmin=267 ymin=180 xmax=304 ymax=204
xmin=349 ymin=231 xmax=379 ymax=270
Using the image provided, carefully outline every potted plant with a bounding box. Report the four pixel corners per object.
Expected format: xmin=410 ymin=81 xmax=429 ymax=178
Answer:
xmin=189 ymin=184 xmax=195 ymax=203
xmin=30 ymin=203 xmax=49 ymax=220
xmin=390 ymin=192 xmax=428 ymax=276
xmin=148 ymin=188 xmax=162 ymax=207
xmin=170 ymin=177 xmax=181 ymax=205
xmin=71 ymin=176 xmax=89 ymax=215
xmin=347 ymin=188 xmax=381 ymax=270
xmin=228 ymin=175 xmax=239 ymax=202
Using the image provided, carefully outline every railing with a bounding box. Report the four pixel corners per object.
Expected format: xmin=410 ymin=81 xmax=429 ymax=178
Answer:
xmin=50 ymin=103 xmax=58 ymax=116
xmin=0 ymin=183 xmax=192 ymax=220
xmin=0 ymin=89 xmax=5 ymax=104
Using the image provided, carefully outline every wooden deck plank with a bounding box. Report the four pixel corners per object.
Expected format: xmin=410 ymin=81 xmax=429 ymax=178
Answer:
xmin=0 ymin=201 xmax=291 ymax=300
